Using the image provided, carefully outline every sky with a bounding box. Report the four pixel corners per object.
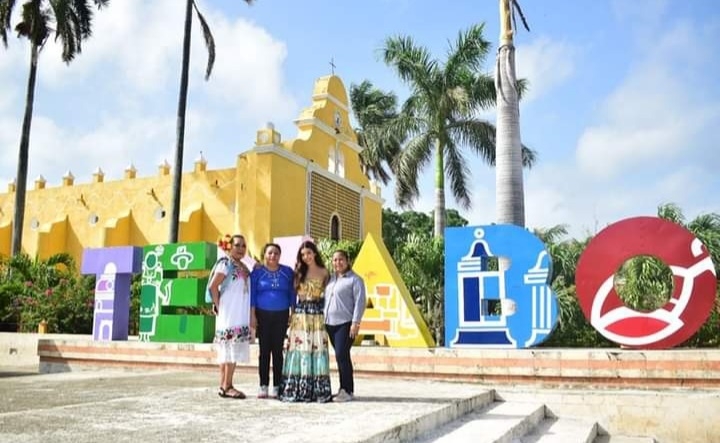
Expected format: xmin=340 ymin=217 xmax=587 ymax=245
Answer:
xmin=1 ymin=0 xmax=719 ymax=239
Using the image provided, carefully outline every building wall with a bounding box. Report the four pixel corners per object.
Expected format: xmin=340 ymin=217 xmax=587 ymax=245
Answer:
xmin=0 ymin=75 xmax=384 ymax=265
xmin=0 ymin=167 xmax=236 ymax=262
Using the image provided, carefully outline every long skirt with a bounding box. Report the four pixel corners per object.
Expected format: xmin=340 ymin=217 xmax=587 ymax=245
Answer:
xmin=278 ymin=299 xmax=332 ymax=402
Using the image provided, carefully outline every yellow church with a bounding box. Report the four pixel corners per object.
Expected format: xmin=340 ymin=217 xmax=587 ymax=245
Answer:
xmin=0 ymin=75 xmax=384 ymax=261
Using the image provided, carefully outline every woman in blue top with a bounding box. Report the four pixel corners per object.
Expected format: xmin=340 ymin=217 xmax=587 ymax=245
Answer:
xmin=250 ymin=243 xmax=295 ymax=398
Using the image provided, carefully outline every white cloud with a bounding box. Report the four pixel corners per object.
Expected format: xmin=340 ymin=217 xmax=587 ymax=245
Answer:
xmin=611 ymin=0 xmax=669 ymax=21
xmin=202 ymin=11 xmax=297 ymax=122
xmin=0 ymin=0 xmax=296 ymax=189
xmin=576 ymin=22 xmax=720 ymax=180
xmin=37 ymin=0 xmax=184 ymax=91
xmin=515 ymin=36 xmax=576 ymax=103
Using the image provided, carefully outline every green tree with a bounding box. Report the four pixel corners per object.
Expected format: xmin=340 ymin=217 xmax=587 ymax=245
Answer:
xmin=394 ymin=233 xmax=445 ymax=345
xmin=382 ymin=208 xmax=468 ymax=256
xmin=536 ymin=227 xmax=607 ymax=347
xmin=0 ymin=0 xmax=109 ymax=256
xmin=657 ymin=204 xmax=720 ymax=347
xmin=381 ymin=208 xmax=406 ymax=257
xmin=495 ymin=0 xmax=530 ymax=227
xmin=169 ymin=0 xmax=255 ymax=242
xmin=350 ymin=80 xmax=401 ymax=185
xmin=445 ymin=209 xmax=469 ymax=229
xmin=381 ymin=23 xmax=536 ymax=238
xmin=315 ymin=238 xmax=363 ymax=267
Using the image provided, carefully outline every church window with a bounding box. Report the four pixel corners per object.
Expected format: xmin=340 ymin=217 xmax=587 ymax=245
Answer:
xmin=331 ymin=214 xmax=341 ymax=241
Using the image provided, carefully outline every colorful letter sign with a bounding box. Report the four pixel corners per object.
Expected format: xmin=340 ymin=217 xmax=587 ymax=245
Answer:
xmin=576 ymin=217 xmax=717 ymax=349
xmin=81 ymin=246 xmax=142 ymax=341
xmin=83 ymin=217 xmax=716 ymax=350
xmin=353 ymin=233 xmax=435 ymax=347
xmin=140 ymin=242 xmax=217 ymax=343
xmin=444 ymin=225 xmax=558 ymax=348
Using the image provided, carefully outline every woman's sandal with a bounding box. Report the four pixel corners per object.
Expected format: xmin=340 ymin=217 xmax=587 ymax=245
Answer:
xmin=219 ymin=385 xmax=245 ymax=399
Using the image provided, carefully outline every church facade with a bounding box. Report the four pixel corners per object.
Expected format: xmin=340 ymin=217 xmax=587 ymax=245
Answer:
xmin=0 ymin=75 xmax=384 ymax=263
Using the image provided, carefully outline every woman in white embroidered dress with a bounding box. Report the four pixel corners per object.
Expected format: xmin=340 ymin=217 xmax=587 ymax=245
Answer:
xmin=209 ymin=234 xmax=252 ymax=399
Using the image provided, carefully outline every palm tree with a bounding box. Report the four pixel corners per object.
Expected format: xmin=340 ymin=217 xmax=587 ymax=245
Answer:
xmin=0 ymin=0 xmax=109 ymax=256
xmin=168 ymin=0 xmax=254 ymax=243
xmin=381 ymin=23 xmax=536 ymax=238
xmin=350 ymin=80 xmax=402 ymax=185
xmin=495 ymin=0 xmax=530 ymax=227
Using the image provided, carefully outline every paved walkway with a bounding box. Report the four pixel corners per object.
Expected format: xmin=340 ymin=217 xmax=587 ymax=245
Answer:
xmin=0 ymin=367 xmax=488 ymax=443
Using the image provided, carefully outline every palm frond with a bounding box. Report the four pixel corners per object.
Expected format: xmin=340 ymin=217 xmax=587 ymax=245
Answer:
xmin=51 ymin=0 xmax=80 ymax=62
xmin=0 ymin=0 xmax=16 ymax=47
xmin=657 ymin=203 xmax=685 ymax=224
xmin=394 ymin=132 xmax=433 ymax=207
xmin=444 ymin=23 xmax=491 ymax=84
xmin=350 ymin=80 xmax=403 ymax=184
xmin=382 ymin=35 xmax=438 ymax=97
xmin=466 ymin=73 xmax=497 ymax=111
xmin=191 ymin=0 xmax=216 ymax=80
xmin=443 ymin=140 xmax=471 ymax=209
xmin=448 ymin=119 xmax=495 ymax=164
xmin=520 ymin=144 xmax=537 ymax=168
xmin=688 ymin=213 xmax=720 ymax=233
xmin=358 ymin=126 xmax=401 ymax=184
xmin=511 ymin=0 xmax=530 ymax=33
xmin=42 ymin=252 xmax=75 ymax=269
xmin=15 ymin=0 xmax=50 ymax=47
xmin=350 ymin=80 xmax=398 ymax=127
xmin=533 ymin=225 xmax=569 ymax=244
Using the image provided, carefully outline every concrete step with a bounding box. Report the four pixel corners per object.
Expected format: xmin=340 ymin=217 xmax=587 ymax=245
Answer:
xmin=414 ymin=401 xmax=546 ymax=443
xmin=520 ymin=416 xmax=598 ymax=443
xmin=362 ymin=389 xmax=496 ymax=443
xmin=593 ymin=436 xmax=656 ymax=443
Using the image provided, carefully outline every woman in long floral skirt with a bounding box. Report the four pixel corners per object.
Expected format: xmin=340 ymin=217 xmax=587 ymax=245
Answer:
xmin=279 ymin=241 xmax=332 ymax=403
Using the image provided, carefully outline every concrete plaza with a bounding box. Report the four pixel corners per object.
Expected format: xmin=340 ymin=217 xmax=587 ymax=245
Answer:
xmin=0 ymin=367 xmax=490 ymax=443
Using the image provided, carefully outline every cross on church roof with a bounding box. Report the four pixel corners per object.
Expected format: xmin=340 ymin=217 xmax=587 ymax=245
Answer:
xmin=329 ymin=57 xmax=336 ymax=75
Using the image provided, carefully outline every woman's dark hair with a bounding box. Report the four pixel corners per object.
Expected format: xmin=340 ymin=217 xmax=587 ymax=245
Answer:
xmin=295 ymin=241 xmax=325 ymax=286
xmin=332 ymin=249 xmax=351 ymax=270
xmin=262 ymin=242 xmax=281 ymax=256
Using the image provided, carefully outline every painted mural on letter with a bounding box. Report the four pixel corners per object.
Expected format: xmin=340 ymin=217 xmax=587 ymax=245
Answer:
xmin=353 ymin=233 xmax=435 ymax=347
xmin=139 ymin=242 xmax=217 ymax=343
xmin=444 ymin=225 xmax=559 ymax=348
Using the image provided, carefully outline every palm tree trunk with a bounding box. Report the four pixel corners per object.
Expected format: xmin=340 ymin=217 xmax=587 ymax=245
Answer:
xmin=11 ymin=42 xmax=40 ymax=256
xmin=433 ymin=142 xmax=446 ymax=237
xmin=169 ymin=0 xmax=194 ymax=243
xmin=495 ymin=0 xmax=525 ymax=227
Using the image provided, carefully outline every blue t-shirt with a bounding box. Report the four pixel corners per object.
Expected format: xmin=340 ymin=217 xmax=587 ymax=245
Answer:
xmin=250 ymin=265 xmax=296 ymax=311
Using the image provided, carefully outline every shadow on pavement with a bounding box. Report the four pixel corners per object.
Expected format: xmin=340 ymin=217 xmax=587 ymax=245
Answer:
xmin=0 ymin=370 xmax=37 ymax=378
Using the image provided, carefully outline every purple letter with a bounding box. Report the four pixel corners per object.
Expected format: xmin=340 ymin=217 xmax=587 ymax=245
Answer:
xmin=81 ymin=247 xmax=142 ymax=341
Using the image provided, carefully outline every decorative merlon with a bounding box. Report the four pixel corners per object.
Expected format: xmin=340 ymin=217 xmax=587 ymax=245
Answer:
xmin=35 ymin=174 xmax=47 ymax=190
xmin=194 ymin=151 xmax=207 ymax=173
xmin=93 ymin=167 xmax=105 ymax=183
xmin=125 ymin=162 xmax=137 ymax=179
xmin=256 ymin=121 xmax=281 ymax=146
xmin=159 ymin=159 xmax=171 ymax=176
xmin=62 ymin=170 xmax=75 ymax=187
